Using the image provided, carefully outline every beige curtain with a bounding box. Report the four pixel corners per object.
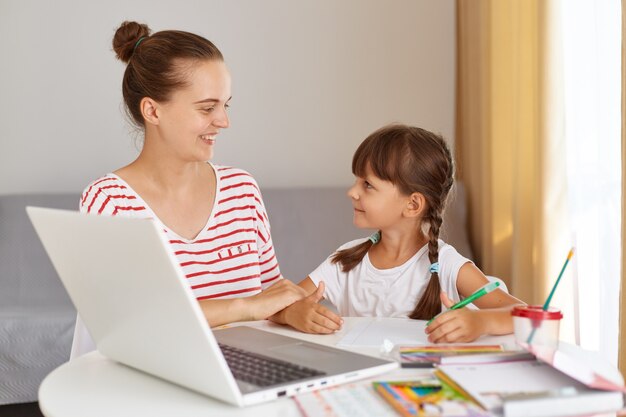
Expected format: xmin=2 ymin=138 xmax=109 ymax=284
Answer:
xmin=456 ymin=0 xmax=566 ymax=306
xmin=617 ymin=0 xmax=626 ymax=375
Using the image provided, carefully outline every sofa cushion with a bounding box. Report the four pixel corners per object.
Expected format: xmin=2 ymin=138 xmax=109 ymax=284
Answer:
xmin=0 ymin=194 xmax=78 ymax=404
xmin=0 ymin=194 xmax=78 ymax=313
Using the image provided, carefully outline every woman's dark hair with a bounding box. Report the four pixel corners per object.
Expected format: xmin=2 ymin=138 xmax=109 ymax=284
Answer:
xmin=331 ymin=124 xmax=455 ymax=319
xmin=112 ymin=21 xmax=224 ymax=128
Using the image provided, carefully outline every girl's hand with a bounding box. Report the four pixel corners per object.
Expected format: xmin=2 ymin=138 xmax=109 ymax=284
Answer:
xmin=246 ymin=279 xmax=309 ymax=320
xmin=281 ymin=282 xmax=344 ymax=334
xmin=424 ymin=291 xmax=487 ymax=343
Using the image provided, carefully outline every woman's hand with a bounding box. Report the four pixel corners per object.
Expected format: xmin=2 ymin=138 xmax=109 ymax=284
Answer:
xmin=424 ymin=292 xmax=487 ymax=343
xmin=270 ymin=282 xmax=343 ymax=334
xmin=244 ymin=279 xmax=309 ymax=321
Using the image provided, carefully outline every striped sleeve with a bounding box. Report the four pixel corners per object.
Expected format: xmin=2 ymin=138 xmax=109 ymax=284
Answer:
xmin=250 ymin=179 xmax=282 ymax=289
xmin=79 ymin=176 xmax=146 ymax=216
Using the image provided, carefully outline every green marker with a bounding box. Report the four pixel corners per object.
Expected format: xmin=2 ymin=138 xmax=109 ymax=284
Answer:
xmin=426 ymin=281 xmax=500 ymax=326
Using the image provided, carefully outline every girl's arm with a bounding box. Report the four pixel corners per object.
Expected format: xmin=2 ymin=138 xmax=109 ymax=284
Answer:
xmin=455 ymin=262 xmax=524 ymax=310
xmin=425 ymin=262 xmax=525 ymax=343
xmin=269 ymin=277 xmax=344 ymax=334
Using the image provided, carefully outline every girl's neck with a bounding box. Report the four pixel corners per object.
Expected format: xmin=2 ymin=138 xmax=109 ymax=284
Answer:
xmin=368 ymin=228 xmax=429 ymax=268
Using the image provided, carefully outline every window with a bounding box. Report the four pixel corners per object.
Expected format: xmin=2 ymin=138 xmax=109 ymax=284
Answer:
xmin=560 ymin=0 xmax=621 ymax=363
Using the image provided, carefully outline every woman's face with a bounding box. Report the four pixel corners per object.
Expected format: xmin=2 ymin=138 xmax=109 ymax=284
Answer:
xmin=155 ymin=59 xmax=232 ymax=162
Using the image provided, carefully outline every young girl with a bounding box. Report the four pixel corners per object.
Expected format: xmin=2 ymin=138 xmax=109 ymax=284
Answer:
xmin=72 ymin=21 xmax=307 ymax=357
xmin=270 ymin=124 xmax=524 ymax=343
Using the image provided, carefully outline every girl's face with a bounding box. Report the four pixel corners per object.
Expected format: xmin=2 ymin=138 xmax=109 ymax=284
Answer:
xmin=154 ymin=59 xmax=231 ymax=161
xmin=347 ymin=165 xmax=411 ymax=230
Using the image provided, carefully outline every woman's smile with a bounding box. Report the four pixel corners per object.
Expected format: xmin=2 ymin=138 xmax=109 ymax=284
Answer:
xmin=200 ymin=133 xmax=218 ymax=145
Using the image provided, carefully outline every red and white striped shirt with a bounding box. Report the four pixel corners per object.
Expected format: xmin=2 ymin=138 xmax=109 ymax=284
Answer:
xmin=79 ymin=164 xmax=282 ymax=301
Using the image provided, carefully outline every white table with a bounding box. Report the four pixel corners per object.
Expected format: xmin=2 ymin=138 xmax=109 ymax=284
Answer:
xmin=37 ymin=317 xmax=621 ymax=417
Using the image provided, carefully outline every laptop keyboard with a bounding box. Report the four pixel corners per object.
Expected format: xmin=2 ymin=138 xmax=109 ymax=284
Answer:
xmin=218 ymin=343 xmax=326 ymax=387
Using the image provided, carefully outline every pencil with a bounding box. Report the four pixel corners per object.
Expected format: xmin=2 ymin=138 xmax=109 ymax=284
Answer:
xmin=526 ymin=248 xmax=574 ymax=344
xmin=427 ymin=281 xmax=500 ymax=325
xmin=542 ymin=248 xmax=575 ymax=310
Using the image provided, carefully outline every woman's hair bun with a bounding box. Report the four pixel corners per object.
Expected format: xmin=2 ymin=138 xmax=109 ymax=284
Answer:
xmin=112 ymin=21 xmax=151 ymax=63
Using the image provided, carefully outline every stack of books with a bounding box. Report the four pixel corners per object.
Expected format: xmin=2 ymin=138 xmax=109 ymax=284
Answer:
xmin=375 ymin=344 xmax=625 ymax=417
xmin=394 ymin=344 xmax=532 ymax=368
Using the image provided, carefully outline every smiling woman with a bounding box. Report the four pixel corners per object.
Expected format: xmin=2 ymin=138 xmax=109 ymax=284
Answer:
xmin=70 ymin=21 xmax=308 ymax=359
xmin=139 ymin=60 xmax=230 ymax=165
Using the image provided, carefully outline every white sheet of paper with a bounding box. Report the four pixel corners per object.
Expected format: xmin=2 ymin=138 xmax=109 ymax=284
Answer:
xmin=337 ymin=318 xmax=428 ymax=347
xmin=336 ymin=317 xmax=513 ymax=348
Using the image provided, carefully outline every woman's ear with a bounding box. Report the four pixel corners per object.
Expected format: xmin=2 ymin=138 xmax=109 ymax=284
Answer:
xmin=405 ymin=192 xmax=427 ymax=218
xmin=140 ymin=97 xmax=160 ymax=126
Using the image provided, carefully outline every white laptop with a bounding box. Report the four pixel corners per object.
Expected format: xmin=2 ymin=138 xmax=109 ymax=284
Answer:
xmin=27 ymin=206 xmax=397 ymax=407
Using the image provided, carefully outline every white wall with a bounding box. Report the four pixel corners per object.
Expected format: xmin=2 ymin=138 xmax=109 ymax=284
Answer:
xmin=0 ymin=0 xmax=455 ymax=194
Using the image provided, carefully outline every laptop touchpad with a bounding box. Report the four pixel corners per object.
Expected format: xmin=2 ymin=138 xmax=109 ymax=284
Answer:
xmin=268 ymin=343 xmax=336 ymax=363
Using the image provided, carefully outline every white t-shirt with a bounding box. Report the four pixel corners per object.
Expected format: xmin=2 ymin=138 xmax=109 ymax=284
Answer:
xmin=309 ymin=238 xmax=472 ymax=317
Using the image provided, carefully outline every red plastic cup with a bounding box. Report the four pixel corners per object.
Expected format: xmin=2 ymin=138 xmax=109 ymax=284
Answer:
xmin=511 ymin=305 xmax=563 ymax=349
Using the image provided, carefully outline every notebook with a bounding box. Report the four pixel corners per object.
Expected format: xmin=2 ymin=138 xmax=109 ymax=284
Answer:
xmin=27 ymin=206 xmax=397 ymax=407
xmin=435 ymin=353 xmax=625 ymax=417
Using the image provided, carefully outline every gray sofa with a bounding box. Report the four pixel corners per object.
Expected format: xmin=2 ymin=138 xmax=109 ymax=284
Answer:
xmin=265 ymin=185 xmax=473 ymax=281
xmin=0 ymin=184 xmax=473 ymax=404
xmin=0 ymin=195 xmax=78 ymax=404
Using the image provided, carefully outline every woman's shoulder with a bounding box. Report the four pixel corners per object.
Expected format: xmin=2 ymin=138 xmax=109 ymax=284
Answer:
xmin=79 ymin=174 xmax=140 ymax=214
xmin=213 ymin=164 xmax=261 ymax=193
xmin=81 ymin=174 xmax=126 ymax=197
xmin=213 ymin=164 xmax=256 ymax=182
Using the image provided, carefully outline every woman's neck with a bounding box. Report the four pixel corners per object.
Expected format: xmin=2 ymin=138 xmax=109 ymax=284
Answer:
xmin=115 ymin=143 xmax=213 ymax=196
xmin=136 ymin=156 xmax=208 ymax=188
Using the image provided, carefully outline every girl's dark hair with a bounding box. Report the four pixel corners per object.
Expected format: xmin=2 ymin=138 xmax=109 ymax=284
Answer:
xmin=112 ymin=21 xmax=224 ymax=128
xmin=331 ymin=124 xmax=455 ymax=320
